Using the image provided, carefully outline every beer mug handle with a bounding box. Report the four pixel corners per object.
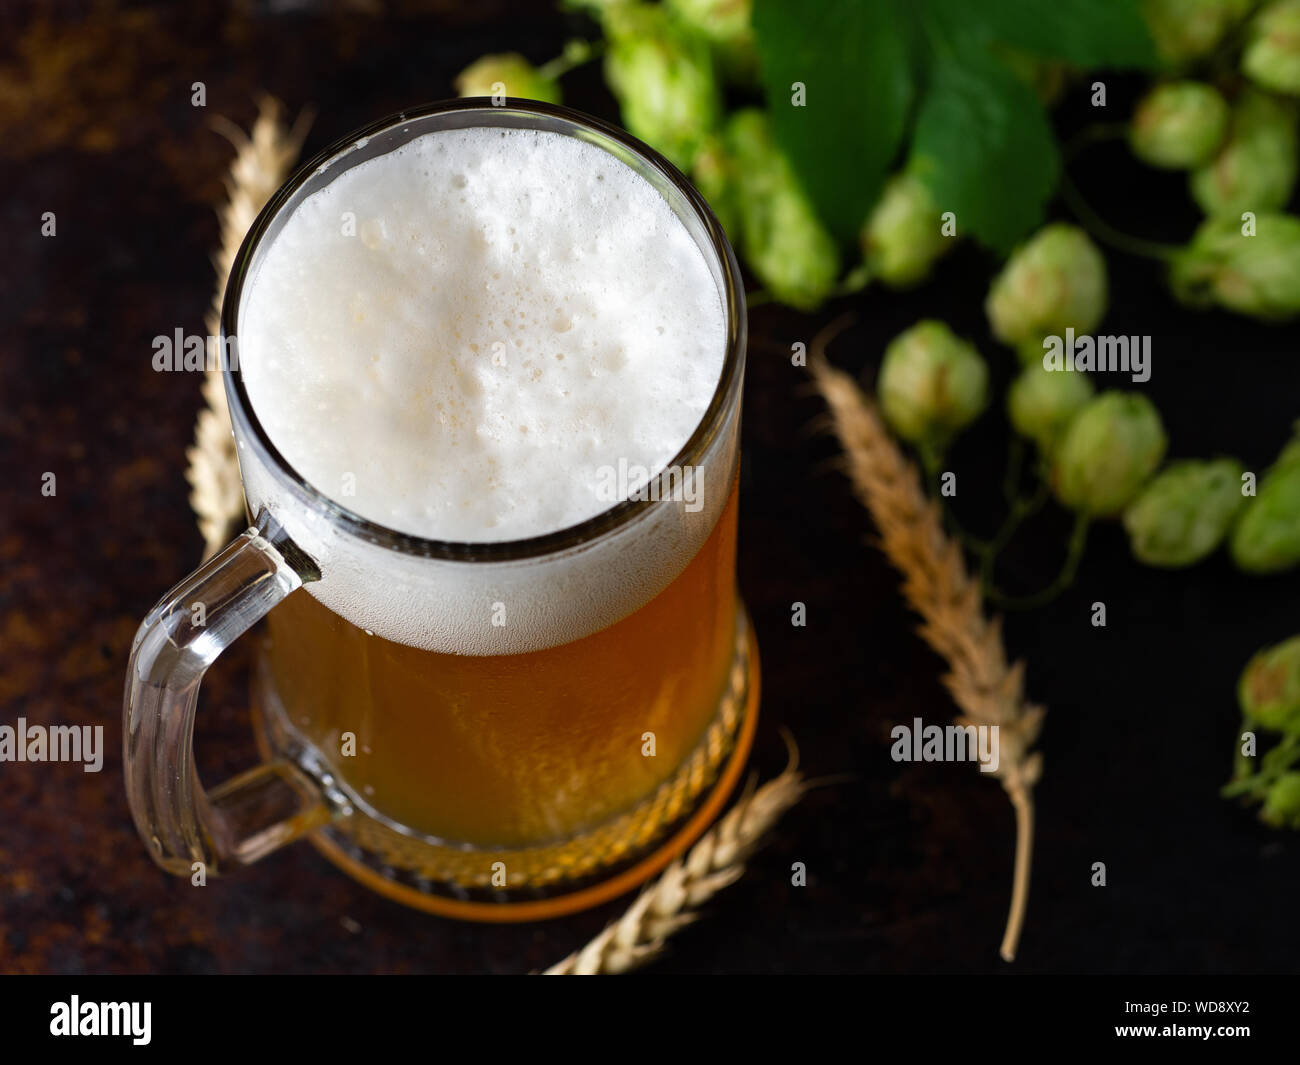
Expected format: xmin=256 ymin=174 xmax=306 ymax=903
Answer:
xmin=124 ymin=510 xmax=333 ymax=877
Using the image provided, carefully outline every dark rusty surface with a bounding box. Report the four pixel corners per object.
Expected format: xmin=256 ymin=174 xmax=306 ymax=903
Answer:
xmin=1 ymin=0 xmax=1299 ymax=974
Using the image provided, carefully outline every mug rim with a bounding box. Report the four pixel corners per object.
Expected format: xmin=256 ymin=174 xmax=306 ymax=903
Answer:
xmin=219 ymin=98 xmax=746 ymax=563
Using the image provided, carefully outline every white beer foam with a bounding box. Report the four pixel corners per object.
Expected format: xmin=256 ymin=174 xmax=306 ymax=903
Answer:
xmin=240 ymin=127 xmax=725 ymax=543
xmin=236 ymin=126 xmax=734 ymax=654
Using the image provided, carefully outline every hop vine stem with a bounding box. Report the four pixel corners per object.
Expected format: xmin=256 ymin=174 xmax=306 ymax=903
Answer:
xmin=919 ymin=441 xmax=995 ymax=554
xmin=1223 ymin=731 xmax=1300 ymax=800
xmin=986 ymin=510 xmax=1090 ymax=611
xmin=979 ymin=478 xmax=1051 ymax=599
xmin=538 ymin=38 xmax=603 ymax=81
xmin=1056 ymin=118 xmax=1182 ymax=264
xmin=1059 ymin=122 xmax=1183 ymax=262
xmin=1060 ymin=172 xmax=1181 ymax=263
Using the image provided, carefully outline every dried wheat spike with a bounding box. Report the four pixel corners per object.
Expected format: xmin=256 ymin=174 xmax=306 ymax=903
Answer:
xmin=186 ymin=96 xmax=311 ymax=558
xmin=544 ymin=766 xmax=807 ymax=974
xmin=809 ymin=319 xmax=1043 ymax=962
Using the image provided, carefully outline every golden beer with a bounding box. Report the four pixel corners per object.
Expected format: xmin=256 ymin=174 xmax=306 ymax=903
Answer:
xmin=263 ymin=479 xmax=739 ymax=848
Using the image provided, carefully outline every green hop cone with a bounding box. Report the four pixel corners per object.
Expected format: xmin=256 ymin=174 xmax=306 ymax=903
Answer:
xmin=1170 ymin=212 xmax=1300 ymax=320
xmin=665 ymin=0 xmax=758 ymax=85
xmin=1273 ymin=421 xmax=1300 ymax=472
xmin=1191 ymin=90 xmax=1299 ymax=217
xmin=1122 ymin=458 xmax=1247 ymax=567
xmin=1130 ymin=81 xmax=1231 ymax=169
xmin=992 ymin=44 xmax=1069 ymax=106
xmin=986 ymin=224 xmax=1108 ymax=350
xmin=453 ymin=54 xmax=562 ymax=104
xmin=859 ymin=173 xmax=952 ymax=289
xmin=1012 ymin=338 xmax=1054 ymax=367
xmin=1052 ymin=392 xmax=1168 ymax=516
xmin=1231 ymin=461 xmax=1300 ymax=572
xmin=1244 ymin=0 xmax=1300 ymax=96
xmin=1142 ymin=0 xmax=1256 ymax=66
xmin=723 ymin=109 xmax=839 ymax=311
xmin=877 ymin=321 xmax=989 ymax=447
xmin=603 ymin=2 xmax=722 ymax=171
xmin=1238 ymin=635 xmax=1300 ymax=731
xmin=1007 ymin=364 xmax=1095 ymax=454
xmin=689 ymin=134 xmax=739 ymax=236
xmin=1262 ymin=772 xmax=1300 ymax=827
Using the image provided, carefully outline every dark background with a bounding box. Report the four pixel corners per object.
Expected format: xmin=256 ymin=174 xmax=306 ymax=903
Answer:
xmin=2 ymin=0 xmax=1298 ymax=975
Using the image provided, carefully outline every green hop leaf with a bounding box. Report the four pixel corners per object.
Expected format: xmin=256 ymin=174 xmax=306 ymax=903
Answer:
xmin=1052 ymin=391 xmax=1168 ymax=516
xmin=603 ymin=2 xmax=722 ymax=171
xmin=1170 ymin=212 xmax=1300 ymax=320
xmin=752 ymin=0 xmax=912 ymax=243
xmin=951 ymin=0 xmax=1157 ymax=68
xmin=750 ymin=0 xmax=1156 ymax=251
xmin=859 ymin=173 xmax=953 ymax=289
xmin=877 ymin=320 xmax=989 ymax=446
xmin=723 ymin=109 xmax=839 ymax=310
xmin=906 ymin=34 xmax=1059 ymax=255
xmin=1190 ymin=90 xmax=1299 ymax=217
xmin=454 ymin=54 xmax=562 ymax=104
xmin=1007 ymin=363 xmax=1095 ymax=454
xmin=1244 ymin=0 xmax=1300 ymax=96
xmin=1239 ymin=635 xmax=1300 ymax=731
xmin=986 ymin=223 xmax=1109 ymax=348
xmin=1130 ymin=81 xmax=1230 ymax=169
xmin=1122 ymin=458 xmax=1247 ymax=567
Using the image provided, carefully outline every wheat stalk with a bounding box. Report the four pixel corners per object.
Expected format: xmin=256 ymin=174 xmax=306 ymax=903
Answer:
xmin=187 ymin=95 xmax=312 ymax=558
xmin=808 ymin=314 xmax=1045 ymax=962
xmin=188 ymin=100 xmax=801 ymax=973
xmin=543 ymin=761 xmax=807 ymax=974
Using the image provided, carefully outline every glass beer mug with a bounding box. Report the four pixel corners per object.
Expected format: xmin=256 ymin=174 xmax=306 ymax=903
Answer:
xmin=123 ymin=100 xmax=758 ymax=919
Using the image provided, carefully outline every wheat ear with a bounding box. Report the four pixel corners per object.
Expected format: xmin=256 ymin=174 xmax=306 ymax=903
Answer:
xmin=543 ymin=760 xmax=807 ymax=974
xmin=808 ymin=315 xmax=1044 ymax=962
xmin=187 ymin=95 xmax=312 ymax=558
